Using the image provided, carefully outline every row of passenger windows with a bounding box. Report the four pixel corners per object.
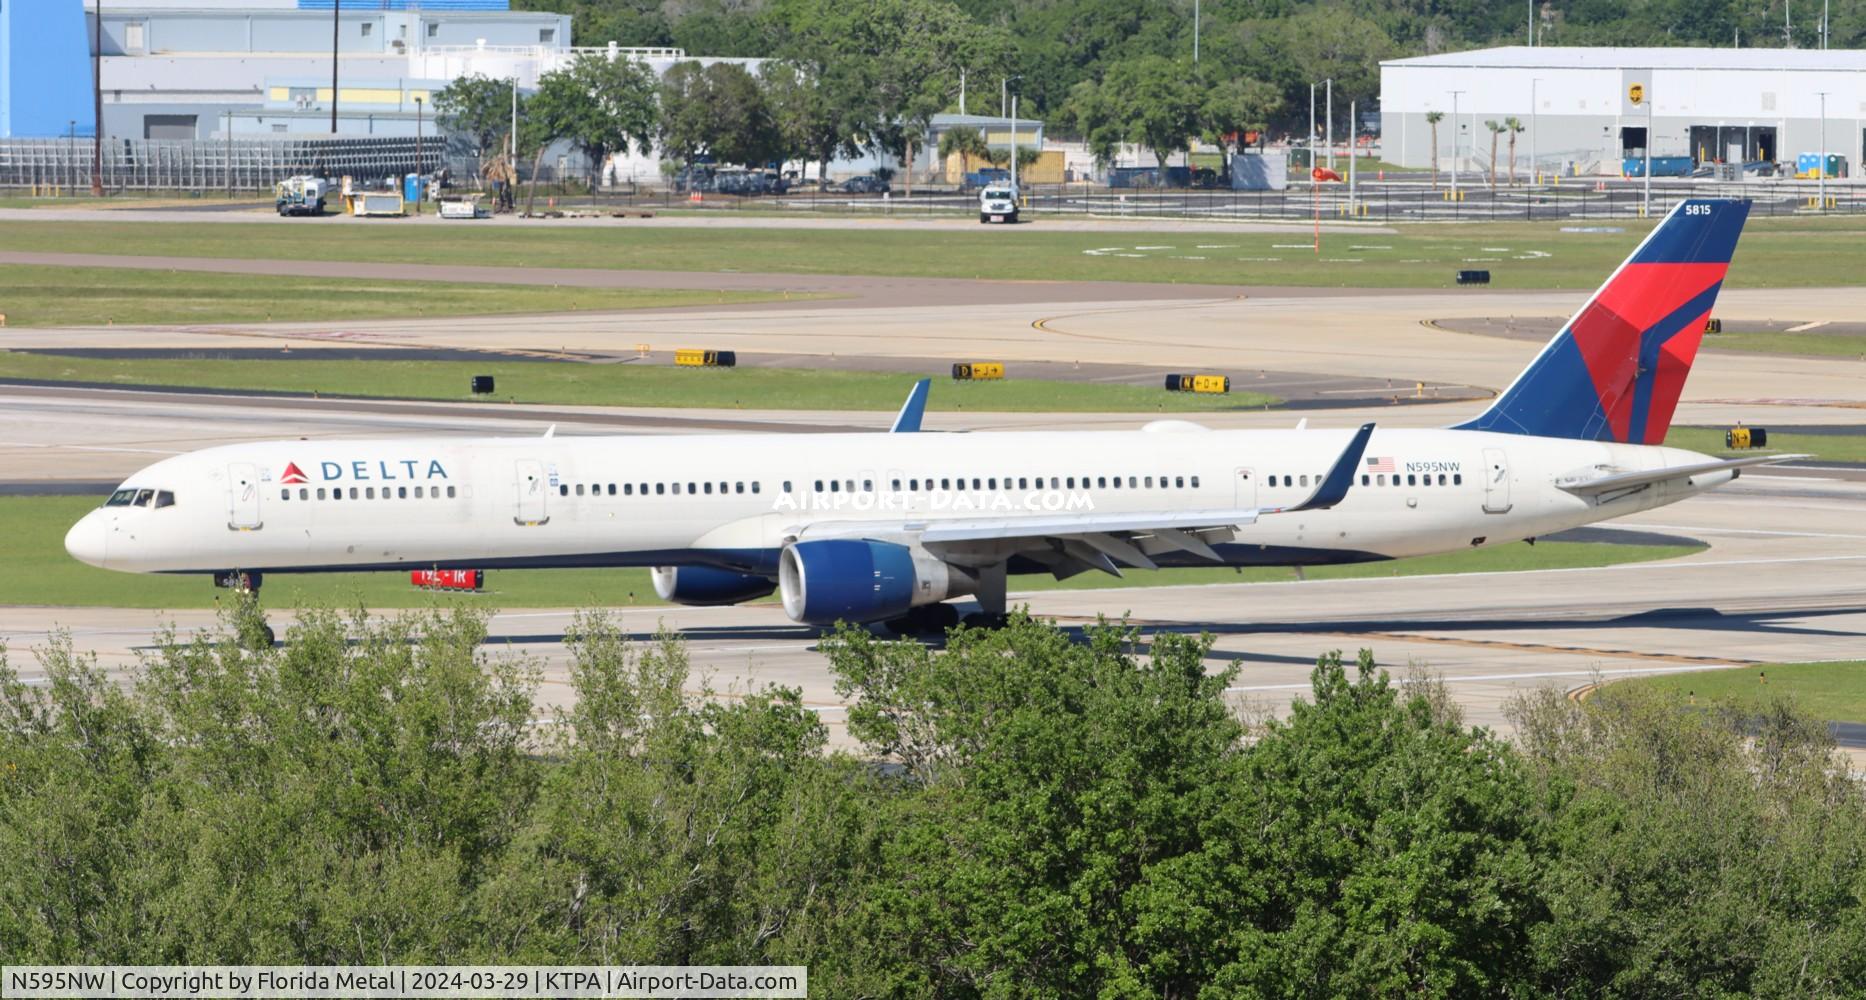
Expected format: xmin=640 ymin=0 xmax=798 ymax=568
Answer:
xmin=281 ymin=485 xmax=459 ymax=501
xmin=1362 ymin=473 xmax=1462 ymax=487
xmin=560 ymin=480 xmax=763 ymax=497
xmin=554 ymin=475 xmax=1203 ymax=497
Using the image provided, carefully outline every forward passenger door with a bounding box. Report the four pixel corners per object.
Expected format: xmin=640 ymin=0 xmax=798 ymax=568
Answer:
xmin=515 ymin=459 xmax=549 ymax=526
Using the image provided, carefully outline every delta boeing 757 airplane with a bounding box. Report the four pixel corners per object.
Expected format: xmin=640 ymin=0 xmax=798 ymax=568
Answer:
xmin=66 ymin=199 xmax=1793 ymax=634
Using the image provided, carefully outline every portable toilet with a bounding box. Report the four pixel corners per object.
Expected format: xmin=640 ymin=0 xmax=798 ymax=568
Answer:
xmin=1794 ymin=152 xmax=1846 ymax=178
xmin=403 ymin=173 xmax=425 ymax=203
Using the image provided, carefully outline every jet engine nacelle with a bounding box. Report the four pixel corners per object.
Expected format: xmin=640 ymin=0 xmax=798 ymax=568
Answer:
xmin=651 ymin=565 xmax=776 ymax=606
xmin=778 ymin=539 xmax=974 ymax=625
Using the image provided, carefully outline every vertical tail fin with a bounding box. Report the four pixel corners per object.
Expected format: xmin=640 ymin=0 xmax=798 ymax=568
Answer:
xmin=1457 ymin=198 xmax=1750 ymax=443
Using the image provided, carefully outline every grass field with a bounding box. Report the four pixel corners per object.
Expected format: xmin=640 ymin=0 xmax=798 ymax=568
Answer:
xmin=1666 ymin=426 xmax=1866 ymax=464
xmin=1615 ymin=661 xmax=1866 ymax=721
xmin=8 ymin=496 xmax=1698 ymax=609
xmin=0 ymin=264 xmax=798 ymax=327
xmin=7 ymin=215 xmax=1866 ymax=289
xmin=0 ymin=352 xmax=1281 ymax=412
xmin=1705 ymin=330 xmax=1866 ymax=358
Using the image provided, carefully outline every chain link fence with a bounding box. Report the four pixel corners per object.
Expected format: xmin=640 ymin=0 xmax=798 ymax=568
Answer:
xmin=561 ymin=178 xmax=1866 ymax=223
xmin=0 ymin=137 xmax=440 ymax=194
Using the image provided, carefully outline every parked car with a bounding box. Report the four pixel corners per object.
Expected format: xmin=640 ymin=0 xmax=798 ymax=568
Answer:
xmin=840 ymin=174 xmax=891 ymax=194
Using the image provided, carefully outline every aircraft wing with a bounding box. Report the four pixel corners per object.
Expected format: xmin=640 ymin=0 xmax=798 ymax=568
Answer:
xmin=788 ymin=424 xmax=1373 ymax=577
xmin=1556 ymin=453 xmax=1810 ymax=497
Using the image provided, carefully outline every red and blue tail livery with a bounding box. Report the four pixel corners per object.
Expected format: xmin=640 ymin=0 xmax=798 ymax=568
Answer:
xmin=1457 ymin=198 xmax=1750 ymax=443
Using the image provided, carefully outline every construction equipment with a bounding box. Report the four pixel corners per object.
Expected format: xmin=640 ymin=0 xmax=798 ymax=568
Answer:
xmin=480 ymin=136 xmax=519 ymax=214
xmin=273 ymin=175 xmax=328 ymax=216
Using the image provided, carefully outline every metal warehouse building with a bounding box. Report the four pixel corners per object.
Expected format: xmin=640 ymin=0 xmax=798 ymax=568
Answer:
xmin=1381 ymin=46 xmax=1866 ymax=178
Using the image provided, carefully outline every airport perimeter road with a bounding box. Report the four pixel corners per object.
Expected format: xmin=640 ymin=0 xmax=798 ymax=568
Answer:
xmin=7 ymin=470 xmax=1862 ymax=751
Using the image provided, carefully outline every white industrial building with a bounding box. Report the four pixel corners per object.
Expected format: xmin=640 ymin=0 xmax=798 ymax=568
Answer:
xmin=1381 ymin=46 xmax=1866 ymax=177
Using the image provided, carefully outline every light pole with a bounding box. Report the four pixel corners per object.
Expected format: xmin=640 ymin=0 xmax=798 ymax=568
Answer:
xmin=414 ymin=94 xmax=424 ymax=214
xmin=1449 ymin=89 xmax=1464 ymax=200
xmin=1817 ymin=90 xmax=1829 ymax=211
xmin=330 ymin=0 xmax=341 ymax=133
xmin=1642 ymin=81 xmax=1652 ymax=217
xmin=1193 ymin=0 xmax=1200 ymax=62
xmin=91 ymin=0 xmax=104 ymax=195
xmin=1528 ymin=0 xmax=1534 ymax=45
xmin=1530 ymin=78 xmax=1540 ymax=184
xmin=1010 ymin=92 xmax=1018 ymax=193
xmin=1325 ymin=78 xmax=1334 ymax=171
xmin=1308 ymin=83 xmax=1316 ymax=185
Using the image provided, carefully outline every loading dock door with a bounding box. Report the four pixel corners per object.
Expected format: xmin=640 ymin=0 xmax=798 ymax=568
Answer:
xmin=143 ymin=114 xmax=198 ymax=140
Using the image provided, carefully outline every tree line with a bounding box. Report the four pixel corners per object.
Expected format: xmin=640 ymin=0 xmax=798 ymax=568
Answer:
xmin=435 ymin=0 xmax=1290 ymax=188
xmin=514 ymin=0 xmax=1854 ymax=140
xmin=5 ymin=601 xmax=1864 ymax=995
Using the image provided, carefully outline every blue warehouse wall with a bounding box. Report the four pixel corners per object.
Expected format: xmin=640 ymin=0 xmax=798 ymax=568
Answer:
xmin=3 ymin=0 xmax=99 ymax=137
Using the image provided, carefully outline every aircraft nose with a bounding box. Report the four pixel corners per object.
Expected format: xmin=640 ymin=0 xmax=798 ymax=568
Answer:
xmin=64 ymin=512 xmax=110 ymax=569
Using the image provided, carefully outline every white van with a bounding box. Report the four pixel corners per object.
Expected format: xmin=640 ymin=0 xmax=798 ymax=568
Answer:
xmin=979 ymin=185 xmax=1019 ymax=224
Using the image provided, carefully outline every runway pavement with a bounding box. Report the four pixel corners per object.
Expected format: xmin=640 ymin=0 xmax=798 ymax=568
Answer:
xmin=4 ymin=469 xmax=1862 ymax=755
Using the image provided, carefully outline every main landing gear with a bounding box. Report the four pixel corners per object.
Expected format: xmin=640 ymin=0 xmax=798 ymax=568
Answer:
xmin=214 ymin=570 xmax=275 ymax=647
xmin=884 ymin=602 xmax=961 ymax=636
xmin=883 ymin=563 xmax=1011 ymax=635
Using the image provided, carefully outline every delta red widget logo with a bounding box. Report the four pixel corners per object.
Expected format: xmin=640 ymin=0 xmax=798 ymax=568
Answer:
xmin=280 ymin=462 xmax=309 ymax=485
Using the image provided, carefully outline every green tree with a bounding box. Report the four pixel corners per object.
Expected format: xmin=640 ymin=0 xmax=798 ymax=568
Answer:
xmin=661 ymin=60 xmax=784 ymax=170
xmin=655 ymin=61 xmax=712 ymax=168
xmin=1504 ymin=115 xmax=1526 ymax=184
xmin=1087 ymin=55 xmax=1204 ymax=179
xmin=761 ymin=60 xmax=852 ymax=187
xmin=1510 ymin=683 xmax=1866 ymax=995
xmin=528 ymin=51 xmax=660 ymax=190
xmin=431 ymin=74 xmax=516 ymax=159
xmin=475 ymin=614 xmax=879 ymax=973
xmin=1426 ymin=110 xmax=1444 ymax=191
xmin=1485 ymin=118 xmax=1504 ymax=189
xmin=1199 ymin=70 xmax=1284 ymax=178
xmin=699 ymin=62 xmax=781 ymax=167
xmin=936 ymin=125 xmax=988 ymax=181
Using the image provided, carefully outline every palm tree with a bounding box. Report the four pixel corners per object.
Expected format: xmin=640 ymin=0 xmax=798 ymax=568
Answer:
xmin=938 ymin=126 xmax=989 ymax=186
xmin=1504 ymin=117 xmax=1526 ymax=185
xmin=1485 ymin=119 xmax=1504 ymax=190
xmin=1425 ymin=111 xmax=1444 ymax=192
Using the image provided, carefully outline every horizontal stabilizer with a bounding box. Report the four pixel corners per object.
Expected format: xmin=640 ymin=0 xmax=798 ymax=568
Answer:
xmin=1556 ymin=453 xmax=1808 ymax=497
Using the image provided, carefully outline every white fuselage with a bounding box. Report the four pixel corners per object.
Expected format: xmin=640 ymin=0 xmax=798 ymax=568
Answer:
xmin=65 ymin=424 xmax=1728 ymax=580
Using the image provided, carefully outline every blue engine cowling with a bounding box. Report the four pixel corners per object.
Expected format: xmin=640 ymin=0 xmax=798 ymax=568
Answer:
xmin=779 ymin=539 xmax=919 ymax=625
xmin=651 ymin=565 xmax=776 ymax=606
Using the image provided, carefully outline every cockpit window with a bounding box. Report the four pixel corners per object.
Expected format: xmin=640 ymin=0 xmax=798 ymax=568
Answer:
xmin=103 ymin=488 xmax=175 ymax=508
